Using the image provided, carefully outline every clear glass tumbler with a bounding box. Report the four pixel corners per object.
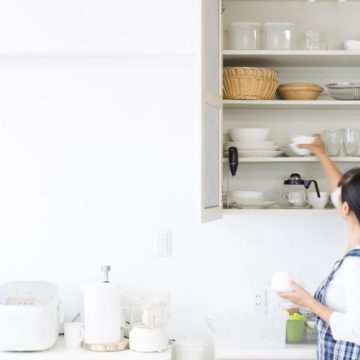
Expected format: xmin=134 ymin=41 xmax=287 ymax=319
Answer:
xmin=301 ymin=31 xmax=328 ymax=50
xmin=343 ymin=128 xmax=359 ymax=156
xmin=323 ymin=129 xmax=342 ymax=156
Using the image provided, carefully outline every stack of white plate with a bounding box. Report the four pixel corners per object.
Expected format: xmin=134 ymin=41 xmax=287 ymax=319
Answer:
xmin=224 ymin=141 xmax=282 ymax=158
xmin=225 ymin=128 xmax=283 ymax=158
xmin=344 ymin=40 xmax=360 ymax=50
xmin=226 ymin=191 xmax=275 ymax=209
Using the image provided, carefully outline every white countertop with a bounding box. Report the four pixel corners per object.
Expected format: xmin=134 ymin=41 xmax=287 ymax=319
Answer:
xmin=215 ymin=344 xmax=316 ymax=360
xmin=0 ymin=337 xmax=172 ymax=360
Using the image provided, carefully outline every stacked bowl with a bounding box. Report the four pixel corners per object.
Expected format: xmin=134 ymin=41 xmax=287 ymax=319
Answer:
xmin=223 ymin=67 xmax=278 ymax=100
xmin=224 ymin=128 xmax=283 ymax=158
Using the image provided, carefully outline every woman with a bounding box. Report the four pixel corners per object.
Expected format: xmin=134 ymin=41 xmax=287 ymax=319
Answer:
xmin=279 ymin=135 xmax=360 ymax=360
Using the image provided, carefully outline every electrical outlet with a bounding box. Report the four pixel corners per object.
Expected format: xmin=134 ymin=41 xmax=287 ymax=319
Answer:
xmin=155 ymin=229 xmax=172 ymax=257
xmin=252 ymin=288 xmax=267 ymax=314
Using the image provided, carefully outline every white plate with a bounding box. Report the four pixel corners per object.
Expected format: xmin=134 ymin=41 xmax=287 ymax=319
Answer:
xmin=224 ymin=145 xmax=279 ymax=152
xmin=225 ymin=141 xmax=276 ymax=147
xmin=231 ymin=201 xmax=276 ymax=209
xmin=237 ymin=150 xmax=283 ymax=158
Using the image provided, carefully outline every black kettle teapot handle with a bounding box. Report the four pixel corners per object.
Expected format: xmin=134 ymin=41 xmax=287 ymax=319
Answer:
xmin=304 ymin=179 xmax=320 ymax=198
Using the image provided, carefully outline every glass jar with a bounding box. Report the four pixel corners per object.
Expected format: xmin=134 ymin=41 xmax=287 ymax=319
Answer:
xmin=301 ymin=31 xmax=328 ymax=50
xmin=262 ymin=23 xmax=295 ymax=50
xmin=228 ymin=22 xmax=261 ymax=50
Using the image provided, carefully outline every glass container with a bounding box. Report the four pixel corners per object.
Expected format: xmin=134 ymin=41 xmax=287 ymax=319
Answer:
xmin=131 ymin=296 xmax=168 ymax=329
xmin=263 ymin=23 xmax=295 ymax=50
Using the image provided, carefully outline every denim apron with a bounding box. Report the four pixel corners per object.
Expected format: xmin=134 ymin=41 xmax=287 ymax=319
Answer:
xmin=314 ymin=249 xmax=360 ymax=360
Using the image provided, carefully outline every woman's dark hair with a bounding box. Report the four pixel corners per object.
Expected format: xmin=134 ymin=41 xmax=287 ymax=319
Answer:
xmin=339 ymin=168 xmax=360 ymax=223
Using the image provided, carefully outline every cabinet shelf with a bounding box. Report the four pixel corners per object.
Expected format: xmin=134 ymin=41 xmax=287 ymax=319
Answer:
xmin=223 ymin=50 xmax=360 ymax=67
xmin=223 ymin=208 xmax=338 ymax=215
xmin=223 ymin=157 xmax=360 ymax=163
xmin=223 ymin=99 xmax=360 ymax=109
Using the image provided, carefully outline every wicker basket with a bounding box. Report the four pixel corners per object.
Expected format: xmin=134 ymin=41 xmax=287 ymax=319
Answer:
xmin=224 ymin=67 xmax=278 ymax=80
xmin=223 ymin=67 xmax=278 ymax=100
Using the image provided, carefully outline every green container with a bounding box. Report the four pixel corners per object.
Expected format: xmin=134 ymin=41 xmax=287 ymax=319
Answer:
xmin=287 ymin=319 xmax=305 ymax=343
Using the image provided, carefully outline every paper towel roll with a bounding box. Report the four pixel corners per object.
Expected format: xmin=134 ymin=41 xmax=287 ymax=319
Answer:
xmin=84 ymin=282 xmax=122 ymax=344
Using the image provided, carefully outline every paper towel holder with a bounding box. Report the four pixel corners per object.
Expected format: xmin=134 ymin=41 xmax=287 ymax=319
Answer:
xmin=101 ymin=265 xmax=111 ymax=283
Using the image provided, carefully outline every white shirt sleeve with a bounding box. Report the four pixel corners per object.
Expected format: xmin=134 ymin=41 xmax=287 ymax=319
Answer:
xmin=330 ymin=257 xmax=360 ymax=343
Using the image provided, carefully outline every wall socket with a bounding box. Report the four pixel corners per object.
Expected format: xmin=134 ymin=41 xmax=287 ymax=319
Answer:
xmin=252 ymin=288 xmax=267 ymax=314
xmin=155 ymin=229 xmax=172 ymax=257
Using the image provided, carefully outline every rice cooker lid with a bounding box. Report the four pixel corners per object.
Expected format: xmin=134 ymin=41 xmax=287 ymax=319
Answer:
xmin=0 ymin=281 xmax=58 ymax=306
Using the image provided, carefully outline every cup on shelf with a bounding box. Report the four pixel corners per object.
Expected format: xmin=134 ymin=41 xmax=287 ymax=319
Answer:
xmin=323 ymin=129 xmax=343 ymax=156
xmin=300 ymin=31 xmax=328 ymax=50
xmin=307 ymin=192 xmax=330 ymax=209
xmin=343 ymin=128 xmax=360 ymax=156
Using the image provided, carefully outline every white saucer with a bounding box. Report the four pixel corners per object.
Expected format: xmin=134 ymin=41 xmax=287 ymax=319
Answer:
xmin=237 ymin=150 xmax=283 ymax=158
xmin=232 ymin=201 xmax=276 ymax=209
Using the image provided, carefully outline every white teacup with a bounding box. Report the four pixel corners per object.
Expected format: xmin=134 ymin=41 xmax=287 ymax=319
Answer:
xmin=307 ymin=192 xmax=329 ymax=209
xmin=64 ymin=322 xmax=84 ymax=349
xmin=271 ymin=270 xmax=294 ymax=292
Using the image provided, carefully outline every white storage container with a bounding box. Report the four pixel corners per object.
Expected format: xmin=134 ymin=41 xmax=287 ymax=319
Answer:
xmin=263 ymin=22 xmax=295 ymax=50
xmin=228 ymin=22 xmax=261 ymax=50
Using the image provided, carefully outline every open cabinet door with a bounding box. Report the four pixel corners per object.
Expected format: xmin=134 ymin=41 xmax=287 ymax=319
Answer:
xmin=201 ymin=0 xmax=223 ymax=223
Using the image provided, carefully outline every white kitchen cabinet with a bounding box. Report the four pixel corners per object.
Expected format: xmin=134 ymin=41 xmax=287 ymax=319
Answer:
xmin=200 ymin=0 xmax=223 ymax=222
xmin=219 ymin=0 xmax=360 ymax=217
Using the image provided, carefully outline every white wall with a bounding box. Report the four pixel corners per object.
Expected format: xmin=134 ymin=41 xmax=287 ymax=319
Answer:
xmin=0 ymin=0 xmax=351 ymax=342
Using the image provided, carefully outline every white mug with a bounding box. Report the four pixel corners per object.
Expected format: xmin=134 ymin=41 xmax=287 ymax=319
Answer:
xmin=271 ymin=270 xmax=294 ymax=292
xmin=307 ymin=192 xmax=329 ymax=209
xmin=64 ymin=322 xmax=84 ymax=349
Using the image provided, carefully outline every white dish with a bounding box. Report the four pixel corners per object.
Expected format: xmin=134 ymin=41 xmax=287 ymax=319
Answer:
xmin=225 ymin=141 xmax=276 ymax=147
xmin=229 ymin=191 xmax=264 ymax=201
xmin=237 ymin=150 xmax=283 ymax=158
xmin=290 ymin=135 xmax=316 ymax=156
xmin=229 ymin=128 xmax=270 ymax=142
xmin=307 ymin=192 xmax=330 ymax=209
xmin=289 ymin=143 xmax=312 ymax=156
xmin=281 ymin=146 xmax=302 ymax=157
xmin=231 ymin=201 xmax=276 ymax=209
xmin=224 ymin=145 xmax=278 ymax=152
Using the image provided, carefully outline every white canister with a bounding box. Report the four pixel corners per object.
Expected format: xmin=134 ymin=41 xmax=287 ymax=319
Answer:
xmin=84 ymin=282 xmax=123 ymax=344
xmin=228 ymin=22 xmax=261 ymax=50
xmin=175 ymin=339 xmax=205 ymax=360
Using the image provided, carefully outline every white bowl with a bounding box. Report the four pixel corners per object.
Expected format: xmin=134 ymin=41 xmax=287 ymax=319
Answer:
xmin=331 ymin=187 xmax=341 ymax=209
xmin=307 ymin=192 xmax=329 ymax=209
xmin=229 ymin=128 xmax=270 ymax=143
xmin=290 ymin=135 xmax=316 ymax=156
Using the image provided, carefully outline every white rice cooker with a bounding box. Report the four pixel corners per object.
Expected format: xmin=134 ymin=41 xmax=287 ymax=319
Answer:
xmin=0 ymin=281 xmax=61 ymax=351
